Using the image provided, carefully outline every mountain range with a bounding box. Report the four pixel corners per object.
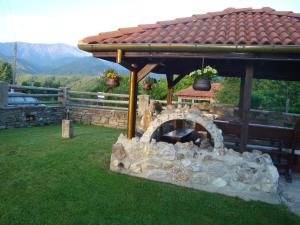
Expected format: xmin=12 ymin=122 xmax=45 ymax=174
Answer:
xmin=0 ymin=42 xmax=129 ymax=76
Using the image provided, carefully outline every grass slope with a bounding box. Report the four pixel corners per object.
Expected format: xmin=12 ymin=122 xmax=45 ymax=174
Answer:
xmin=0 ymin=125 xmax=299 ymax=225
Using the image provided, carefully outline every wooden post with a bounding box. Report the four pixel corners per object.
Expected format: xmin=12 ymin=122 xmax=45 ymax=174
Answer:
xmin=239 ymin=64 xmax=253 ymax=152
xmin=166 ymin=73 xmax=174 ymax=105
xmin=167 ymin=88 xmax=173 ymax=105
xmin=0 ymin=82 xmax=8 ymax=108
xmin=59 ymin=87 xmax=69 ymax=107
xmin=127 ymin=65 xmax=138 ymax=139
xmin=239 ymin=75 xmax=245 ymax=118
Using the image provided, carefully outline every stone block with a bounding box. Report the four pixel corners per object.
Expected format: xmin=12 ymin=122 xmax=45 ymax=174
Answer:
xmin=61 ymin=119 xmax=74 ymax=138
xmin=112 ymin=144 xmax=126 ymax=160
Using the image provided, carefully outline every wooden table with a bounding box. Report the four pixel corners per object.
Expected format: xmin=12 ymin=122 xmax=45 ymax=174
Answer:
xmin=160 ymin=128 xmax=194 ymax=144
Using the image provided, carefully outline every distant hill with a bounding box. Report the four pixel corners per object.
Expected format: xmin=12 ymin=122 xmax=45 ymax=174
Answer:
xmin=0 ymin=42 xmax=129 ymax=76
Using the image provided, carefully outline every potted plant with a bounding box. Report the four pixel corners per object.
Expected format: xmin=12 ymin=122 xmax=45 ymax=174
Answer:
xmin=143 ymin=77 xmax=156 ymax=90
xmin=104 ymin=69 xmax=120 ymax=88
xmin=189 ymin=66 xmax=218 ymax=91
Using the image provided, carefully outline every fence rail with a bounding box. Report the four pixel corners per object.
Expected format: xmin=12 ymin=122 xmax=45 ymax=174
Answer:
xmin=69 ymin=90 xmax=129 ymax=98
xmin=8 ymin=93 xmax=63 ymax=98
xmin=68 ymin=97 xmax=128 ymax=105
xmin=6 ymin=84 xmax=63 ymax=107
xmin=67 ymin=90 xmax=129 ymax=110
xmin=9 ymin=84 xmax=61 ymax=92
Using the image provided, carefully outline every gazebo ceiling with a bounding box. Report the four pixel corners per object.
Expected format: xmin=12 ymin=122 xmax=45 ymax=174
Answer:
xmin=78 ymin=7 xmax=300 ymax=81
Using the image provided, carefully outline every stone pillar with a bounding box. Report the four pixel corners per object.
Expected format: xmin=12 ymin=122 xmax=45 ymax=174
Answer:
xmin=178 ymin=97 xmax=182 ymax=108
xmin=137 ymin=95 xmax=150 ymax=116
xmin=0 ymin=82 xmax=8 ymax=108
xmin=62 ymin=119 xmax=74 ymax=138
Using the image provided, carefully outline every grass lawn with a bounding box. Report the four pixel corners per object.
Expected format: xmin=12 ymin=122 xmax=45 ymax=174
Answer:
xmin=0 ymin=125 xmax=299 ymax=225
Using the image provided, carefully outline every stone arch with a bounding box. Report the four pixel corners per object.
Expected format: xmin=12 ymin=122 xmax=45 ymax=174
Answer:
xmin=140 ymin=108 xmax=224 ymax=153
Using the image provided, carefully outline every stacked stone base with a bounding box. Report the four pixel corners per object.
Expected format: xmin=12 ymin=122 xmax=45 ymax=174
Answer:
xmin=110 ymin=134 xmax=280 ymax=204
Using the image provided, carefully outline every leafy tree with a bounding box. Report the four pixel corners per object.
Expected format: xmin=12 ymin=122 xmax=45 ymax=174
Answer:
xmin=215 ymin=77 xmax=300 ymax=113
xmin=0 ymin=61 xmax=13 ymax=84
xmin=215 ymin=77 xmax=240 ymax=105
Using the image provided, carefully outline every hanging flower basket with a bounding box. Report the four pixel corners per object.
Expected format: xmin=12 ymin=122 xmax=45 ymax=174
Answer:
xmin=103 ymin=69 xmax=120 ymax=88
xmin=106 ymin=77 xmax=120 ymax=88
xmin=143 ymin=77 xmax=156 ymax=90
xmin=189 ymin=66 xmax=218 ymax=91
xmin=143 ymin=83 xmax=152 ymax=90
xmin=193 ymin=79 xmax=211 ymax=91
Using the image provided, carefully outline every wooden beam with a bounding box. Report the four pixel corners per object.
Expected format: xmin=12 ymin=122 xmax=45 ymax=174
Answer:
xmin=114 ymin=49 xmax=134 ymax=71
xmin=127 ymin=65 xmax=138 ymax=139
xmin=239 ymin=75 xmax=245 ymax=118
xmin=137 ymin=63 xmax=158 ymax=83
xmin=94 ymin=51 xmax=300 ymax=61
xmin=239 ymin=64 xmax=254 ymax=152
xmin=166 ymin=74 xmax=174 ymax=105
xmin=173 ymin=74 xmax=186 ymax=86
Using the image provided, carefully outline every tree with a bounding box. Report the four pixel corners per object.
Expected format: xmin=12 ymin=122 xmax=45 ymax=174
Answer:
xmin=215 ymin=77 xmax=240 ymax=105
xmin=0 ymin=61 xmax=13 ymax=84
xmin=215 ymin=77 xmax=300 ymax=113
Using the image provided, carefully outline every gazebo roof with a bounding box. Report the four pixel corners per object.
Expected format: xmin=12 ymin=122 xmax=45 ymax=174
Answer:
xmin=81 ymin=7 xmax=300 ymax=46
xmin=79 ymin=7 xmax=300 ymax=81
xmin=175 ymin=83 xmax=221 ymax=99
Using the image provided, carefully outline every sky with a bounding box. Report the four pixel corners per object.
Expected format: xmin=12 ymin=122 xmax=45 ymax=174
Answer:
xmin=1 ymin=0 xmax=300 ymax=46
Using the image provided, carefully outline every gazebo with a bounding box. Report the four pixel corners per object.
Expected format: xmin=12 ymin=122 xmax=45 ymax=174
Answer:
xmin=78 ymin=7 xmax=300 ymax=153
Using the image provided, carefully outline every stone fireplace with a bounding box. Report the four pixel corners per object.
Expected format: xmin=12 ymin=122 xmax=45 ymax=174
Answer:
xmin=110 ymin=107 xmax=280 ymax=204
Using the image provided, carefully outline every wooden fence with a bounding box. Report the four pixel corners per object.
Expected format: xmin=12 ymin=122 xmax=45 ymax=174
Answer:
xmin=5 ymin=83 xmax=195 ymax=111
xmin=8 ymin=84 xmax=63 ymax=106
xmin=6 ymin=84 xmax=130 ymax=110
xmin=67 ymin=90 xmax=129 ymax=110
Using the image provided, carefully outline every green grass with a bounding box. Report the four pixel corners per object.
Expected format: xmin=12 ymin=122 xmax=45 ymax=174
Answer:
xmin=0 ymin=125 xmax=299 ymax=225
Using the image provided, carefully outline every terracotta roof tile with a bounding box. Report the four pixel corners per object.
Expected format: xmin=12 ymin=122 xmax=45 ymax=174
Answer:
xmin=175 ymin=83 xmax=221 ymax=99
xmin=82 ymin=7 xmax=300 ymax=46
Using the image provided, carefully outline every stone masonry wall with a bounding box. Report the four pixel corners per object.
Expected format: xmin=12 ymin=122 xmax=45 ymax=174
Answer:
xmin=0 ymin=106 xmax=65 ymax=129
xmin=69 ymin=107 xmax=128 ymax=129
xmin=110 ymin=108 xmax=280 ymax=204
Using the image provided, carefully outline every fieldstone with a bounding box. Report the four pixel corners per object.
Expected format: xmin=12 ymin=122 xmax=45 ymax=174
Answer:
xmin=212 ymin=178 xmax=227 ymax=188
xmin=142 ymin=158 xmax=162 ymax=170
xmin=146 ymin=169 xmax=169 ymax=180
xmin=129 ymin=163 xmax=142 ymax=174
xmin=172 ymin=168 xmax=189 ymax=182
xmin=200 ymin=139 xmax=212 ymax=149
xmin=255 ymin=154 xmax=273 ymax=164
xmin=112 ymin=144 xmax=126 ymax=160
xmin=176 ymin=153 xmax=185 ymax=160
xmin=191 ymin=163 xmax=202 ymax=172
xmin=181 ymin=159 xmax=192 ymax=167
xmin=191 ymin=173 xmax=209 ymax=185
xmin=267 ymin=165 xmax=279 ymax=182
xmin=163 ymin=161 xmax=175 ymax=169
xmin=159 ymin=144 xmax=176 ymax=160
xmin=112 ymin=159 xmax=119 ymax=167
xmin=203 ymin=155 xmax=213 ymax=161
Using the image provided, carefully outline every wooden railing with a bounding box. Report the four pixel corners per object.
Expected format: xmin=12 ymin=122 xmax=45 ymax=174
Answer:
xmin=5 ymin=84 xmax=129 ymax=110
xmin=8 ymin=84 xmax=63 ymax=106
xmin=67 ymin=90 xmax=129 ymax=110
